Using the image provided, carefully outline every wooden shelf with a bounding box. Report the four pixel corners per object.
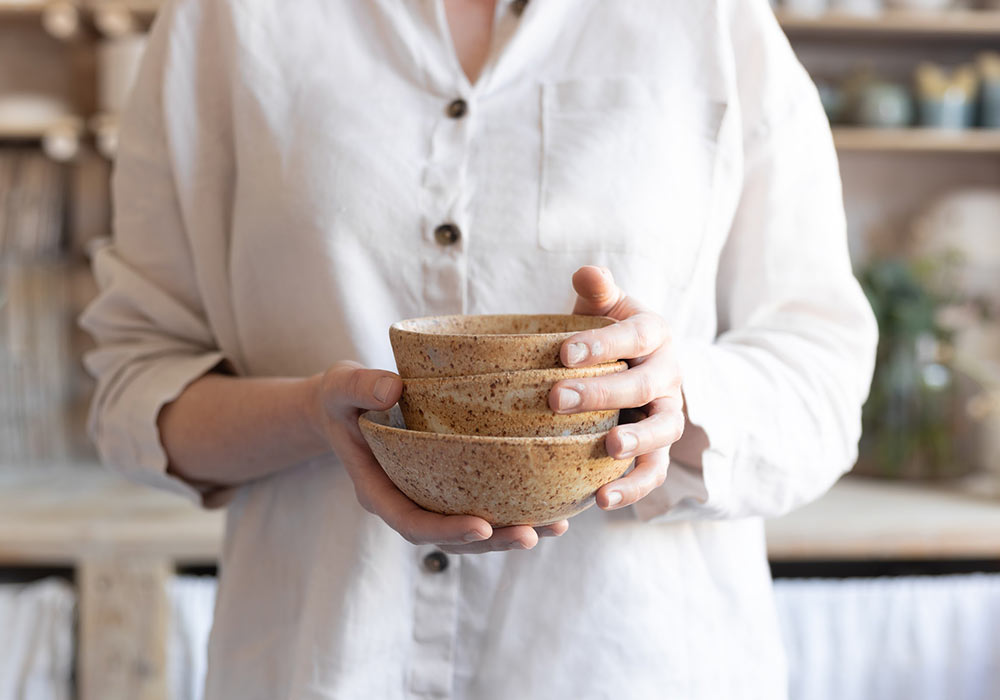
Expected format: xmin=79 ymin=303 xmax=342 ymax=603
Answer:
xmin=0 ymin=0 xmax=48 ymax=15
xmin=766 ymin=475 xmax=1000 ymax=560
xmin=0 ymin=1 xmax=157 ymax=37
xmin=0 ymin=464 xmax=223 ymax=565
xmin=0 ymin=116 xmax=85 ymax=160
xmin=777 ymin=9 xmax=1000 ymax=38
xmin=832 ymin=127 xmax=1000 ymax=153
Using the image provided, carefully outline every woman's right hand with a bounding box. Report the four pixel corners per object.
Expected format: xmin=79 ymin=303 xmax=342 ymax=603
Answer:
xmin=309 ymin=361 xmax=569 ymax=553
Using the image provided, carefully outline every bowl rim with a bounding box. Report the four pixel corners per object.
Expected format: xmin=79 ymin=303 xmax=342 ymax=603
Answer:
xmin=359 ymin=408 xmax=615 ymax=445
xmin=389 ymin=313 xmax=617 ymax=339
xmin=399 ymin=361 xmax=628 ymax=387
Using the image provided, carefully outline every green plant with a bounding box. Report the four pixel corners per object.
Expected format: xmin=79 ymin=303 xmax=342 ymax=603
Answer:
xmin=858 ymin=257 xmax=962 ymax=479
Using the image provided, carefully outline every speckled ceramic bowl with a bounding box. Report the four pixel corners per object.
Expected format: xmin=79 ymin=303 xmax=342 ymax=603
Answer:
xmin=390 ymin=314 xmax=617 ymax=379
xmin=399 ymin=362 xmax=627 ymax=437
xmin=359 ymin=407 xmax=632 ymax=527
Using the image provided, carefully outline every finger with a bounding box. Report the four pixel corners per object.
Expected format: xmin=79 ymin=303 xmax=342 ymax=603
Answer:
xmin=597 ymin=447 xmax=671 ymax=510
xmin=561 ymin=312 xmax=670 ymax=368
xmin=571 ymin=266 xmax=636 ymax=318
xmin=605 ymin=397 xmax=685 ymax=460
xmin=342 ymin=440 xmax=494 ymax=545
xmin=534 ymin=520 xmax=569 ymax=538
xmin=439 ymin=525 xmax=541 ymax=554
xmin=325 ymin=362 xmax=402 ymax=416
xmin=550 ymin=353 xmax=679 ymax=414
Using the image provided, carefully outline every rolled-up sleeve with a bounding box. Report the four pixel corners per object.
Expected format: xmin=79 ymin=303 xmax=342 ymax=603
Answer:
xmin=634 ymin=1 xmax=878 ymax=522
xmin=80 ymin=0 xmax=230 ymax=504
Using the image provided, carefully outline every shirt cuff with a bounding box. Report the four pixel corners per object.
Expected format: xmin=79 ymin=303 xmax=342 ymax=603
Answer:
xmin=90 ymin=350 xmax=231 ymax=507
xmin=632 ymin=339 xmax=739 ymax=523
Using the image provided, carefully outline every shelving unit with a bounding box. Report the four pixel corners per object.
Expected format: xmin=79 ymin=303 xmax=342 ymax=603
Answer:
xmin=0 ymin=116 xmax=84 ymax=160
xmin=775 ymin=6 xmax=1000 ymax=562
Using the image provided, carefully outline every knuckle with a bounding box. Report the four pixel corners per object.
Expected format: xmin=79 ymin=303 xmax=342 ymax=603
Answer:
xmin=584 ymin=380 xmax=609 ymax=409
xmin=658 ymin=318 xmax=673 ymax=346
xmin=625 ymin=481 xmax=644 ymax=504
xmin=353 ymin=488 xmax=375 ymax=515
xmin=670 ymin=419 xmax=686 ymax=443
xmin=632 ymin=320 xmax=652 ymax=354
xmin=397 ymin=514 xmax=424 ymax=545
xmin=345 ymin=368 xmax=366 ymax=404
xmin=636 ymin=371 xmax=657 ymax=405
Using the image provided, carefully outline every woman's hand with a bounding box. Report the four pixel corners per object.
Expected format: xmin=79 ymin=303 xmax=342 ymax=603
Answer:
xmin=550 ymin=266 xmax=686 ymax=511
xmin=310 ymin=362 xmax=569 ymax=553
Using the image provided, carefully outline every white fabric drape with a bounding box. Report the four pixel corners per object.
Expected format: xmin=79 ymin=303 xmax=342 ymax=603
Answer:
xmin=774 ymin=574 xmax=1000 ymax=700
xmin=0 ymin=578 xmax=74 ymax=700
xmin=168 ymin=576 xmax=217 ymax=700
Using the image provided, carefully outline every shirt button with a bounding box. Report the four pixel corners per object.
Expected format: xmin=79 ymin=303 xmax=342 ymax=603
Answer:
xmin=445 ymin=98 xmax=468 ymax=119
xmin=512 ymin=0 xmax=529 ymax=16
xmin=423 ymin=551 xmax=449 ymax=573
xmin=434 ymin=223 xmax=461 ymax=246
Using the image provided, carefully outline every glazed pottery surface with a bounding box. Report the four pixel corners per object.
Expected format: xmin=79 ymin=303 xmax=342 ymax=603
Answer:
xmin=390 ymin=314 xmax=616 ymax=379
xmin=399 ymin=362 xmax=627 ymax=437
xmin=358 ymin=407 xmax=632 ymax=527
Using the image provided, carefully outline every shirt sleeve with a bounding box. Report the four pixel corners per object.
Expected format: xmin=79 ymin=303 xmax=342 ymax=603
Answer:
xmin=633 ymin=1 xmax=878 ymax=522
xmin=79 ymin=0 xmax=232 ymax=506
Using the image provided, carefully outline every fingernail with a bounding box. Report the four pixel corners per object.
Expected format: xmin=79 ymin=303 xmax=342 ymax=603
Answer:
xmin=554 ymin=387 xmax=582 ymax=411
xmin=463 ymin=530 xmax=488 ymax=543
xmin=617 ymin=431 xmax=639 ymax=456
xmin=566 ymin=342 xmax=589 ymax=366
xmin=373 ymin=376 xmax=395 ymax=403
xmin=600 ymin=267 xmax=612 ymax=279
xmin=605 ymin=491 xmax=623 ymax=508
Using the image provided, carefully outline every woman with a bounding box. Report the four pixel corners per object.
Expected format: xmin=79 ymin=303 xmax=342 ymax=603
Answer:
xmin=82 ymin=0 xmax=877 ymax=697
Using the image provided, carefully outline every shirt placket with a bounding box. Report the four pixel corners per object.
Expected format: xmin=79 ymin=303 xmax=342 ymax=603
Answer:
xmin=420 ymin=86 xmax=472 ymax=317
xmin=408 ymin=546 xmax=462 ymax=697
xmin=418 ymin=0 xmax=531 ymax=319
xmin=410 ymin=4 xmax=531 ymax=697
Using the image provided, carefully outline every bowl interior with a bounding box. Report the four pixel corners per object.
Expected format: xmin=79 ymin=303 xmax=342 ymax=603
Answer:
xmin=391 ymin=314 xmax=614 ymax=337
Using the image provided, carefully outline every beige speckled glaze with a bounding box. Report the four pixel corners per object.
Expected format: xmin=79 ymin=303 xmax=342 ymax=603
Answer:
xmin=399 ymin=362 xmax=627 ymax=437
xmin=359 ymin=407 xmax=632 ymax=527
xmin=390 ymin=314 xmax=616 ymax=379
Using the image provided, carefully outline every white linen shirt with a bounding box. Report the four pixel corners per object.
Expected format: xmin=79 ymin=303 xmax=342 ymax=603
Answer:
xmin=81 ymin=1 xmax=878 ymax=698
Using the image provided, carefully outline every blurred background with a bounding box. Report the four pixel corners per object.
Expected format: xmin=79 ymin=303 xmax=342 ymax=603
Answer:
xmin=2 ymin=1 xmax=1000 ymax=698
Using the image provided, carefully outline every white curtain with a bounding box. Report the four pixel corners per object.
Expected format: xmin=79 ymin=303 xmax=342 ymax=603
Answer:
xmin=167 ymin=576 xmax=217 ymax=700
xmin=0 ymin=578 xmax=74 ymax=700
xmin=6 ymin=573 xmax=998 ymax=700
xmin=774 ymin=574 xmax=1000 ymax=700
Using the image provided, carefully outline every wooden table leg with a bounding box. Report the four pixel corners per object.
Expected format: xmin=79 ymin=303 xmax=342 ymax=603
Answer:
xmin=77 ymin=557 xmax=170 ymax=700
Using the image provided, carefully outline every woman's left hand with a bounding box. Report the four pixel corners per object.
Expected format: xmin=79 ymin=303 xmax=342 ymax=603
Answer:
xmin=550 ymin=266 xmax=686 ymax=511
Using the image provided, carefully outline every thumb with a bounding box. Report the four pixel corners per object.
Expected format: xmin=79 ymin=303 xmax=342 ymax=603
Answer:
xmin=572 ymin=266 xmax=632 ymax=319
xmin=325 ymin=362 xmax=402 ymax=413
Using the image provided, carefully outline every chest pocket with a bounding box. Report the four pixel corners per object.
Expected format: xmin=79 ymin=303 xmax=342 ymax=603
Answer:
xmin=538 ymin=76 xmax=727 ymax=287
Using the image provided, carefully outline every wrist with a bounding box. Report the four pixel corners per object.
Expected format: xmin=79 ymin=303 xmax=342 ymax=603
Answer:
xmin=300 ymin=372 xmax=330 ymax=448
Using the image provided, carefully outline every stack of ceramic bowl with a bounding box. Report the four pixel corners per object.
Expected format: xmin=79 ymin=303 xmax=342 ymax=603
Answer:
xmin=358 ymin=314 xmax=633 ymax=527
